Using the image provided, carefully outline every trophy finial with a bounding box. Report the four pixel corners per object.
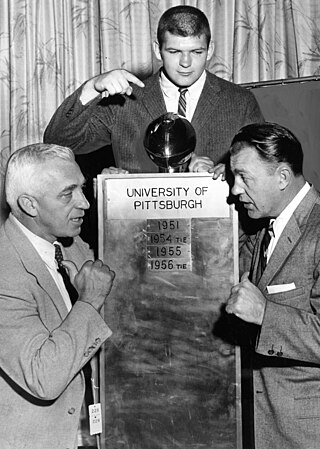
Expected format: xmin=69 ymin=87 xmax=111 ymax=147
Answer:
xmin=144 ymin=112 xmax=196 ymax=173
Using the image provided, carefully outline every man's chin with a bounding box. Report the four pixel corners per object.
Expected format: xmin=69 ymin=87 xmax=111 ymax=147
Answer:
xmin=247 ymin=209 xmax=260 ymax=219
xmin=59 ymin=227 xmax=82 ymax=239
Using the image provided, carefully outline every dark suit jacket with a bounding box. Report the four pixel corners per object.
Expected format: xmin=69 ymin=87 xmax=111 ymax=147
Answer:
xmin=242 ymin=186 xmax=320 ymax=449
xmin=44 ymin=70 xmax=264 ymax=172
xmin=0 ymin=215 xmax=112 ymax=449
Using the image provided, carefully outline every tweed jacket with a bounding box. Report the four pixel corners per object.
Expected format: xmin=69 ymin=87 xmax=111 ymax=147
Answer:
xmin=0 ymin=215 xmax=112 ymax=449
xmin=44 ymin=70 xmax=264 ymax=172
xmin=241 ymin=186 xmax=320 ymax=449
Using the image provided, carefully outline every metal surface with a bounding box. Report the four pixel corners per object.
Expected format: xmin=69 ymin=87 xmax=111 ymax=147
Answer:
xmin=97 ymin=173 xmax=241 ymax=449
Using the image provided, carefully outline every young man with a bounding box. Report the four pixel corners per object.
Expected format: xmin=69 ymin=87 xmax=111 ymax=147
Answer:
xmin=44 ymin=5 xmax=263 ymax=174
xmin=226 ymin=122 xmax=320 ymax=449
xmin=0 ymin=143 xmax=115 ymax=449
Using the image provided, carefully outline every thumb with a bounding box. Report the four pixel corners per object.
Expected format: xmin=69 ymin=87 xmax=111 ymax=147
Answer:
xmin=61 ymin=260 xmax=78 ymax=283
xmin=240 ymin=271 xmax=250 ymax=282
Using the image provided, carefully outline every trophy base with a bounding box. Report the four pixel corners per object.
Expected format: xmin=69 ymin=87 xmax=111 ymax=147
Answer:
xmin=158 ymin=160 xmax=190 ymax=173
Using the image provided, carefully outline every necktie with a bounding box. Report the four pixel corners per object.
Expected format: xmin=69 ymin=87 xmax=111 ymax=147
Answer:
xmin=54 ymin=244 xmax=78 ymax=305
xmin=259 ymin=220 xmax=274 ymax=273
xmin=177 ymin=88 xmax=188 ymax=117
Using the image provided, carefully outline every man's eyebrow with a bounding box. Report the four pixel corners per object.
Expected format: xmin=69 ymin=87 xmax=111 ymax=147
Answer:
xmin=60 ymin=184 xmax=77 ymax=193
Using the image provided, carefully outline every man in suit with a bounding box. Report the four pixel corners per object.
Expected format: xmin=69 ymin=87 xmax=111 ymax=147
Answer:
xmin=43 ymin=5 xmax=263 ymax=174
xmin=225 ymin=122 xmax=320 ymax=449
xmin=0 ymin=143 xmax=115 ymax=449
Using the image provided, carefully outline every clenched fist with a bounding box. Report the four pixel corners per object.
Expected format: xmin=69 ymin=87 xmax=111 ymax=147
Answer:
xmin=63 ymin=259 xmax=115 ymax=312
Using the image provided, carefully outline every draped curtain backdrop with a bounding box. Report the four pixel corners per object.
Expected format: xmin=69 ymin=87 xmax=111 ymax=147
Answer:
xmin=1 ymin=0 xmax=320 ymax=159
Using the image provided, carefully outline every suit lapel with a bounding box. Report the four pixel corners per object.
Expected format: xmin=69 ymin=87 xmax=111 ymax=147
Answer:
xmin=140 ymin=72 xmax=167 ymax=119
xmin=257 ymin=219 xmax=301 ymax=290
xmin=4 ymin=217 xmax=69 ymax=319
xmin=191 ymin=72 xmax=221 ymax=131
xmin=255 ymin=186 xmax=319 ymax=291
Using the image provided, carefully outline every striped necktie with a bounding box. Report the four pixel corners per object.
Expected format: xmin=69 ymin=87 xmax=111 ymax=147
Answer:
xmin=259 ymin=220 xmax=275 ymax=273
xmin=177 ymin=88 xmax=188 ymax=117
xmin=54 ymin=243 xmax=78 ymax=305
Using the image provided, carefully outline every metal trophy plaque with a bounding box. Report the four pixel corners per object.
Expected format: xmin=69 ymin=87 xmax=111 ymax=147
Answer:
xmin=97 ymin=173 xmax=241 ymax=449
xmin=144 ymin=112 xmax=196 ymax=173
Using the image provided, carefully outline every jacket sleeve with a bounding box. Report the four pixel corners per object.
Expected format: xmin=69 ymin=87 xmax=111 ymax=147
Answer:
xmin=43 ymin=83 xmax=113 ymax=155
xmin=0 ymin=281 xmax=112 ymax=401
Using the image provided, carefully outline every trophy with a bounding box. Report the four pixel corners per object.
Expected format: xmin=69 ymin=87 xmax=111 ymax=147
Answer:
xmin=144 ymin=112 xmax=196 ymax=173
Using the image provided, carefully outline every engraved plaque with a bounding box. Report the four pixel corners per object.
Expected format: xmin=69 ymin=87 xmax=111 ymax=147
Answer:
xmin=97 ymin=173 xmax=241 ymax=449
xmin=147 ymin=219 xmax=191 ymax=271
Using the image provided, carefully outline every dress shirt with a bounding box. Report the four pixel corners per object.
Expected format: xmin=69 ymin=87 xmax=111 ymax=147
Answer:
xmin=267 ymin=182 xmax=311 ymax=261
xmin=11 ymin=215 xmax=72 ymax=311
xmin=159 ymin=69 xmax=206 ymax=122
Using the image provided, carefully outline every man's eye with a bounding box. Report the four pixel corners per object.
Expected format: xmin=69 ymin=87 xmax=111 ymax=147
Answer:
xmin=62 ymin=191 xmax=72 ymax=197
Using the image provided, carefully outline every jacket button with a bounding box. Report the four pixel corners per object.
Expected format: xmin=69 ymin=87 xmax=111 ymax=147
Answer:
xmin=68 ymin=407 xmax=75 ymax=415
xmin=268 ymin=349 xmax=274 ymax=355
xmin=277 ymin=351 xmax=283 ymax=357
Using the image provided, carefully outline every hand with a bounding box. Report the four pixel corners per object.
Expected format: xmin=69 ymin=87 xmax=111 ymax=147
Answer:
xmin=209 ymin=162 xmax=226 ymax=180
xmin=188 ymin=153 xmax=214 ymax=172
xmin=63 ymin=259 xmax=115 ymax=312
xmin=225 ymin=272 xmax=266 ymax=325
xmin=80 ymin=69 xmax=145 ymax=104
xmin=101 ymin=166 xmax=129 ymax=175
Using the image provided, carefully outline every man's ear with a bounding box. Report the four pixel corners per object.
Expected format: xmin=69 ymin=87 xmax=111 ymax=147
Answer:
xmin=17 ymin=194 xmax=38 ymax=217
xmin=153 ymin=41 xmax=162 ymax=61
xmin=206 ymin=41 xmax=215 ymax=61
xmin=278 ymin=164 xmax=292 ymax=191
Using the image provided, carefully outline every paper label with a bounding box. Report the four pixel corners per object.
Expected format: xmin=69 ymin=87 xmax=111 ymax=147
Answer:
xmin=89 ymin=403 xmax=102 ymax=435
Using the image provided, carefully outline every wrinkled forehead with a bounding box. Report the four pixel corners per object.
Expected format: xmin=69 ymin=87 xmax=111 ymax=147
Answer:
xmin=162 ymin=31 xmax=208 ymax=49
xmin=230 ymin=145 xmax=257 ymax=170
xmin=37 ymin=159 xmax=85 ymax=188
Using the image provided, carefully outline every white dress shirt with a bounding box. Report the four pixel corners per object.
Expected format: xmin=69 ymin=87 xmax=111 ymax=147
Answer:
xmin=159 ymin=70 xmax=206 ymax=122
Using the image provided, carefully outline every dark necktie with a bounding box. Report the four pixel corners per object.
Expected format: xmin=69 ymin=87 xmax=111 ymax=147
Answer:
xmin=178 ymin=88 xmax=188 ymax=117
xmin=259 ymin=220 xmax=274 ymax=273
xmin=54 ymin=244 xmax=78 ymax=305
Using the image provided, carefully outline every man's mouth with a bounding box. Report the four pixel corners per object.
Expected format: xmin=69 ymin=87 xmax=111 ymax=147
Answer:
xmin=241 ymin=201 xmax=253 ymax=209
xmin=71 ymin=217 xmax=83 ymax=223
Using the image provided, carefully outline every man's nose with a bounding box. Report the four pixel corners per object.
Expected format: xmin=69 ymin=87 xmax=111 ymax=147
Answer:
xmin=76 ymin=190 xmax=90 ymax=209
xmin=231 ymin=180 xmax=243 ymax=197
xmin=180 ymin=52 xmax=191 ymax=67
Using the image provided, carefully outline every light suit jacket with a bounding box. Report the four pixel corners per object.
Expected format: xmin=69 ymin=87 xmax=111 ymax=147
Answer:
xmin=44 ymin=70 xmax=264 ymax=172
xmin=242 ymin=186 xmax=320 ymax=449
xmin=0 ymin=215 xmax=112 ymax=449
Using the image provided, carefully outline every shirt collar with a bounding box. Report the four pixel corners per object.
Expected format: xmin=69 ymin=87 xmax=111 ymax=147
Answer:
xmin=11 ymin=214 xmax=56 ymax=270
xmin=272 ymin=182 xmax=311 ymax=238
xmin=159 ymin=69 xmax=206 ymax=100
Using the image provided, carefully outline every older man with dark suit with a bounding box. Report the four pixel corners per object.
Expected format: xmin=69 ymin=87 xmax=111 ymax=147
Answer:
xmin=0 ymin=143 xmax=115 ymax=449
xmin=43 ymin=5 xmax=263 ymax=175
xmin=226 ymin=122 xmax=320 ymax=449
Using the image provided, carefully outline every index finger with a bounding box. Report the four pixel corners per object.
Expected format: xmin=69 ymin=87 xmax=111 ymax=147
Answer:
xmin=123 ymin=71 xmax=145 ymax=88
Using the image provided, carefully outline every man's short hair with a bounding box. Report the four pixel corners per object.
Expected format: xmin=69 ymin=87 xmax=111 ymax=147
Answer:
xmin=230 ymin=122 xmax=304 ymax=175
xmin=157 ymin=5 xmax=211 ymax=48
xmin=6 ymin=143 xmax=75 ymax=213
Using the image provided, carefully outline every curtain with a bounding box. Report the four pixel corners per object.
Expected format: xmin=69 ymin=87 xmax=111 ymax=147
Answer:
xmin=1 ymin=0 xmax=320 ymax=157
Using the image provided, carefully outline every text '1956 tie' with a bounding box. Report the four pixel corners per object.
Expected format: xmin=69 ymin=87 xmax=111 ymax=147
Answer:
xmin=177 ymin=88 xmax=188 ymax=117
xmin=54 ymin=243 xmax=78 ymax=305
